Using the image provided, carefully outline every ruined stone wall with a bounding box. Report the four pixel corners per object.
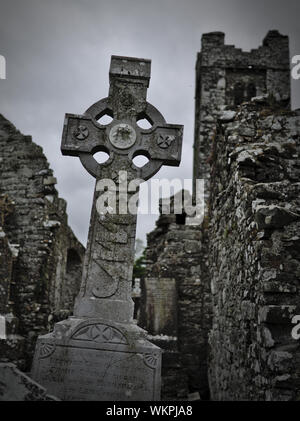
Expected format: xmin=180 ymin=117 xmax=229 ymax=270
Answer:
xmin=138 ymin=30 xmax=297 ymax=401
xmin=0 ymin=115 xmax=85 ymax=369
xmin=140 ymin=193 xmax=211 ymax=400
xmin=0 ymin=225 xmax=14 ymax=314
xmin=0 ymin=218 xmax=26 ymax=368
xmin=208 ymin=100 xmax=300 ymax=400
xmin=193 ymin=30 xmax=290 ymax=196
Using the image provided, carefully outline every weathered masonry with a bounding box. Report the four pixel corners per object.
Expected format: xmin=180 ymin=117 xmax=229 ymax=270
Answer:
xmin=208 ymin=100 xmax=300 ymax=401
xmin=193 ymin=30 xmax=291 ymax=196
xmin=142 ymin=30 xmax=300 ymax=401
xmin=0 ymin=115 xmax=84 ymax=370
xmin=139 ymin=191 xmax=210 ymax=400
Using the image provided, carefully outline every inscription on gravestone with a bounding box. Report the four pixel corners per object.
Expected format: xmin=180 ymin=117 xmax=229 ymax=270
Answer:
xmin=31 ymin=55 xmax=183 ymax=401
xmin=141 ymin=278 xmax=178 ymax=337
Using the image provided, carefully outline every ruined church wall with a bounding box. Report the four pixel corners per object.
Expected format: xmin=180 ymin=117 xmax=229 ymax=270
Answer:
xmin=0 ymin=227 xmax=14 ymax=314
xmin=0 ymin=115 xmax=85 ymax=369
xmin=208 ymin=101 xmax=300 ymax=400
xmin=140 ymin=210 xmax=211 ymax=400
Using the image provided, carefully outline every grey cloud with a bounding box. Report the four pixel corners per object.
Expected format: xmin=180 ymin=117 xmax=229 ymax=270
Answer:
xmin=0 ymin=0 xmax=299 ymax=246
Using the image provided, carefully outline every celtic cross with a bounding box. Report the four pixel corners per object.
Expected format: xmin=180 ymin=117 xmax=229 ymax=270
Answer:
xmin=61 ymin=56 xmax=183 ymax=322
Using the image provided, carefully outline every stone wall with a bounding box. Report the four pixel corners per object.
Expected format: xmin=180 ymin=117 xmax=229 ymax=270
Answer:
xmin=0 ymin=212 xmax=26 ymax=369
xmin=138 ymin=30 xmax=299 ymax=401
xmin=0 ymin=201 xmax=15 ymax=315
xmin=0 ymin=115 xmax=85 ymax=370
xmin=140 ymin=192 xmax=211 ymax=400
xmin=208 ymin=100 xmax=300 ymax=400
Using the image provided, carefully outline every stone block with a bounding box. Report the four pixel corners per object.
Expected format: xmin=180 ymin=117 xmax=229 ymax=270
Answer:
xmin=0 ymin=363 xmax=58 ymax=401
xmin=43 ymin=176 xmax=57 ymax=186
xmin=140 ymin=278 xmax=178 ymax=336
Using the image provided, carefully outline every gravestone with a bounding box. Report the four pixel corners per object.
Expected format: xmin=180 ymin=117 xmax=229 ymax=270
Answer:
xmin=31 ymin=56 xmax=183 ymax=401
xmin=140 ymin=278 xmax=178 ymax=337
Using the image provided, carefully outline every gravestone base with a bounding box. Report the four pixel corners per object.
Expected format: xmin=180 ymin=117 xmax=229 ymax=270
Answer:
xmin=31 ymin=317 xmax=161 ymax=401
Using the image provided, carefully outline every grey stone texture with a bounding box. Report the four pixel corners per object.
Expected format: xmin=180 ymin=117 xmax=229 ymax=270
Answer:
xmin=61 ymin=55 xmax=182 ymax=323
xmin=0 ymin=115 xmax=85 ymax=371
xmin=139 ymin=191 xmax=211 ymax=400
xmin=208 ymin=101 xmax=300 ymax=401
xmin=193 ymin=30 xmax=291 ymax=198
xmin=142 ymin=30 xmax=300 ymax=401
xmin=31 ymin=55 xmax=183 ymax=401
xmin=140 ymin=277 xmax=178 ymax=337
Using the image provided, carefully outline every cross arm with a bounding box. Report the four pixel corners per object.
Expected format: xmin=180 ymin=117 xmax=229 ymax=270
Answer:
xmin=61 ymin=113 xmax=108 ymax=157
xmin=134 ymin=124 xmax=183 ymax=166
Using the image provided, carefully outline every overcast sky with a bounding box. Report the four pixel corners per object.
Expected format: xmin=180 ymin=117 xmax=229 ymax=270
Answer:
xmin=0 ymin=0 xmax=299 ymax=248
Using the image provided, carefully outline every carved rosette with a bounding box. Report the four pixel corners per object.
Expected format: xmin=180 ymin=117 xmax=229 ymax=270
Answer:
xmin=71 ymin=323 xmax=128 ymax=345
xmin=73 ymin=125 xmax=89 ymax=140
xmin=142 ymin=352 xmax=159 ymax=369
xmin=156 ymin=133 xmax=175 ymax=149
xmin=39 ymin=342 xmax=56 ymax=359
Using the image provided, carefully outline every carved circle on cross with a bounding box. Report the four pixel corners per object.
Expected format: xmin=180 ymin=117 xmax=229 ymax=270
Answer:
xmin=157 ymin=133 xmax=175 ymax=149
xmin=73 ymin=125 xmax=89 ymax=140
xmin=109 ymin=123 xmax=137 ymax=149
xmin=82 ymin=98 xmax=167 ymax=180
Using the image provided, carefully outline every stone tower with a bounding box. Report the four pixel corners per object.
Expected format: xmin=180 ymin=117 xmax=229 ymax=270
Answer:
xmin=193 ymin=30 xmax=291 ymax=195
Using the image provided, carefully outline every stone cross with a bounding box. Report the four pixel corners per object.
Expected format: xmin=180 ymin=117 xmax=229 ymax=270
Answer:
xmin=61 ymin=56 xmax=183 ymax=323
xmin=32 ymin=56 xmax=182 ymax=401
